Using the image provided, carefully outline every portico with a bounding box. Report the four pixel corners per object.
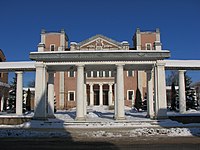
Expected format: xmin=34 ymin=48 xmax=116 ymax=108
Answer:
xmin=29 ymin=50 xmax=170 ymax=120
xmin=88 ymin=82 xmax=114 ymax=106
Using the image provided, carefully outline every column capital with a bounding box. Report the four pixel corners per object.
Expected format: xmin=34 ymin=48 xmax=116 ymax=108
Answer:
xmin=76 ymin=64 xmax=85 ymax=67
xmin=178 ymin=70 xmax=186 ymax=73
xmin=99 ymin=83 xmax=103 ymax=86
xmin=15 ymin=71 xmax=23 ymax=74
xmin=108 ymin=83 xmax=114 ymax=86
xmin=156 ymin=60 xmax=166 ymax=66
xmin=89 ymin=83 xmax=94 ymax=86
xmin=35 ymin=62 xmax=46 ymax=68
xmin=116 ymin=63 xmax=125 ymax=68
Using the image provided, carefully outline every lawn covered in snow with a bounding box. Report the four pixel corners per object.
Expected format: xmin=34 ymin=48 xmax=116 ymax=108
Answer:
xmin=0 ymin=106 xmax=200 ymax=138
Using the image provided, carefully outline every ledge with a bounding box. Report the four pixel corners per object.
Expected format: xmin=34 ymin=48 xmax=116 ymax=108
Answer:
xmin=30 ymin=50 xmax=170 ymax=62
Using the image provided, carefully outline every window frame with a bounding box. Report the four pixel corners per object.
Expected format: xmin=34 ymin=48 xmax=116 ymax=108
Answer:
xmin=50 ymin=44 xmax=56 ymax=51
xmin=145 ymin=43 xmax=152 ymax=50
xmin=68 ymin=91 xmax=75 ymax=101
xmin=127 ymin=90 xmax=134 ymax=101
xmin=68 ymin=71 xmax=75 ymax=77
xmin=127 ymin=70 xmax=134 ymax=77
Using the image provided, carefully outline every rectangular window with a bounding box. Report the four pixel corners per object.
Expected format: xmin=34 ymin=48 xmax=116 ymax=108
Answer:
xmin=105 ymin=71 xmax=109 ymax=77
xmin=87 ymin=71 xmax=91 ymax=77
xmin=127 ymin=90 xmax=134 ymax=101
xmin=99 ymin=71 xmax=103 ymax=77
xmin=68 ymin=71 xmax=75 ymax=77
xmin=93 ymin=71 xmax=97 ymax=77
xmin=145 ymin=43 xmax=152 ymax=50
xmin=68 ymin=91 xmax=75 ymax=101
xmin=50 ymin=44 xmax=55 ymax=51
xmin=127 ymin=70 xmax=134 ymax=77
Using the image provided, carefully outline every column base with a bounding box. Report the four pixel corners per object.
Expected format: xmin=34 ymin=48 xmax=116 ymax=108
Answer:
xmin=146 ymin=114 xmax=155 ymax=119
xmin=75 ymin=117 xmax=86 ymax=121
xmin=179 ymin=111 xmax=186 ymax=114
xmin=114 ymin=116 xmax=126 ymax=120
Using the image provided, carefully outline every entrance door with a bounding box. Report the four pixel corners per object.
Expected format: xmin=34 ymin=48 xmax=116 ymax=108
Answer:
xmin=94 ymin=91 xmax=99 ymax=105
xmin=103 ymin=90 xmax=108 ymax=105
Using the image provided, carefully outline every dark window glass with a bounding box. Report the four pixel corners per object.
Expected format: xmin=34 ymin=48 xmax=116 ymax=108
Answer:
xmin=128 ymin=91 xmax=133 ymax=100
xmin=105 ymin=71 xmax=109 ymax=77
xmin=50 ymin=45 xmax=55 ymax=51
xmin=69 ymin=92 xmax=74 ymax=101
xmin=93 ymin=71 xmax=97 ymax=77
xmin=69 ymin=71 xmax=75 ymax=77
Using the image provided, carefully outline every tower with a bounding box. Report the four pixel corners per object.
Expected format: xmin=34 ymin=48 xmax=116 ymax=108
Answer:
xmin=133 ymin=28 xmax=162 ymax=99
xmin=37 ymin=29 xmax=69 ymax=109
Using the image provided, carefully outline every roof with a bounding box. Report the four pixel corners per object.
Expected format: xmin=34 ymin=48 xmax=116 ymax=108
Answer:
xmin=165 ymin=60 xmax=200 ymax=70
xmin=0 ymin=61 xmax=36 ymax=71
xmin=77 ymin=34 xmax=123 ymax=47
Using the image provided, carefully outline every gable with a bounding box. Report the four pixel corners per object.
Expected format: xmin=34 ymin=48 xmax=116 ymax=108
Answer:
xmin=70 ymin=34 xmax=129 ymax=51
xmin=80 ymin=37 xmax=121 ymax=50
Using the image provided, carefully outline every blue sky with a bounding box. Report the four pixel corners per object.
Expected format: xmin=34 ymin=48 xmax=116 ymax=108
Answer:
xmin=0 ymin=0 xmax=200 ymax=85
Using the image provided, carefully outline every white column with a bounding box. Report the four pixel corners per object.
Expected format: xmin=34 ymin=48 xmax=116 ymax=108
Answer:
xmin=154 ymin=61 xmax=167 ymax=119
xmin=115 ymin=64 xmax=125 ymax=120
xmin=146 ymin=69 xmax=154 ymax=118
xmin=76 ymin=65 xmax=85 ymax=120
xmin=99 ymin=83 xmax=103 ymax=106
xmin=84 ymin=84 xmax=87 ymax=116
xmin=154 ymin=65 xmax=158 ymax=116
xmin=179 ymin=70 xmax=186 ymax=114
xmin=47 ymin=71 xmax=55 ymax=118
xmin=108 ymin=83 xmax=113 ymax=106
xmin=114 ymin=83 xmax=117 ymax=117
xmin=16 ymin=71 xmax=23 ymax=115
xmin=34 ymin=62 xmax=47 ymax=119
xmin=59 ymin=72 xmax=65 ymax=109
xmin=0 ymin=94 xmax=4 ymax=111
xmin=89 ymin=83 xmax=94 ymax=106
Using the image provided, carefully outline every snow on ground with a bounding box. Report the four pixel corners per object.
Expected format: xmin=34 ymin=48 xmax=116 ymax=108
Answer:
xmin=0 ymin=106 xmax=200 ymax=138
xmin=85 ymin=128 xmax=200 ymax=138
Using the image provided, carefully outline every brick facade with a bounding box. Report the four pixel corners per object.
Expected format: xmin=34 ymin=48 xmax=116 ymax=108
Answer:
xmin=40 ymin=29 xmax=160 ymax=109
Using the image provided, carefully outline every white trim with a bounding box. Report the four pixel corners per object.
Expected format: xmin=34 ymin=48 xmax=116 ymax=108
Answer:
xmin=127 ymin=90 xmax=134 ymax=101
xmin=109 ymin=71 xmax=111 ymax=77
xmin=103 ymin=71 xmax=105 ymax=77
xmin=127 ymin=70 xmax=134 ymax=77
xmin=145 ymin=43 xmax=152 ymax=50
xmin=68 ymin=71 xmax=75 ymax=77
xmin=80 ymin=37 xmax=120 ymax=49
xmin=91 ymin=71 xmax=93 ymax=77
xmin=68 ymin=91 xmax=75 ymax=101
xmin=50 ymin=44 xmax=56 ymax=51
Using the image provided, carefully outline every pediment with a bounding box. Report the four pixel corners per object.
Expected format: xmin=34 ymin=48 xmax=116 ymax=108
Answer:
xmin=70 ymin=34 xmax=129 ymax=51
